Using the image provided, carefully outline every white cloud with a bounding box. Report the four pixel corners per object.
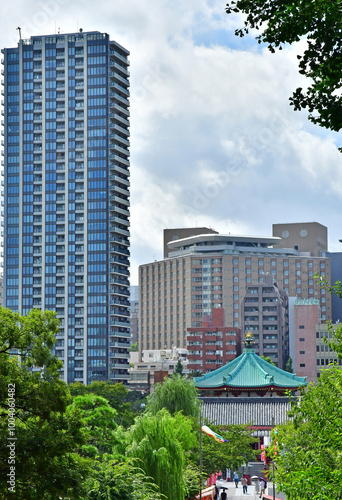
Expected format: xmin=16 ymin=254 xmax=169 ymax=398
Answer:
xmin=1 ymin=0 xmax=342 ymax=282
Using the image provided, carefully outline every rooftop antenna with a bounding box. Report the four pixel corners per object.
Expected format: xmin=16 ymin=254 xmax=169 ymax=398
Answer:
xmin=16 ymin=27 xmax=22 ymax=41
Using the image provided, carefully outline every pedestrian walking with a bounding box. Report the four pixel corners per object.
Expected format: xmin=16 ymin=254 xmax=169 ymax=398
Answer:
xmin=220 ymin=487 xmax=228 ymax=500
xmin=241 ymin=476 xmax=247 ymax=494
xmin=254 ymin=478 xmax=260 ymax=495
xmin=259 ymin=477 xmax=267 ymax=498
xmin=234 ymin=471 xmax=239 ymax=488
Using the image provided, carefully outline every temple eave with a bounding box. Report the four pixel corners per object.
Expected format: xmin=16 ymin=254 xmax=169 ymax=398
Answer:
xmin=197 ymin=385 xmax=299 ymax=391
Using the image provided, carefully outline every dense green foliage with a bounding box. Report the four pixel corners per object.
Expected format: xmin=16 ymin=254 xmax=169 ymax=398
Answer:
xmin=260 ymin=355 xmax=276 ymax=366
xmin=0 ymin=307 xmax=266 ymax=499
xmin=147 ymin=374 xmax=201 ymax=418
xmin=0 ymin=307 xmax=88 ymax=499
xmin=70 ymin=394 xmax=119 ymax=456
xmin=174 ymin=358 xmax=184 ymax=376
xmin=285 ymin=356 xmax=293 ymax=373
xmin=201 ymin=423 xmax=258 ymax=477
xmin=69 ymin=380 xmax=135 ymax=427
xmin=123 ymin=409 xmax=196 ymax=500
xmin=272 ymin=366 xmax=342 ymax=499
xmin=129 ymin=341 xmax=139 ymax=352
xmin=84 ymin=459 xmax=166 ymax=500
xmin=226 ymin=0 xmax=342 ymax=145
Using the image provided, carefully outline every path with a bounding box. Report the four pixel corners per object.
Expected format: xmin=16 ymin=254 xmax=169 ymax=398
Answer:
xmin=215 ymin=479 xmax=282 ymax=500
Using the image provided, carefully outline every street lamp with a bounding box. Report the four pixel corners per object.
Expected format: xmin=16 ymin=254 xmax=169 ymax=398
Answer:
xmin=271 ymin=416 xmax=276 ymax=500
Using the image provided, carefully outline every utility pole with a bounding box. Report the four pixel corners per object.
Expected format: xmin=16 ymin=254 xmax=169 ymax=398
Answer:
xmin=272 ymin=416 xmax=275 ymax=500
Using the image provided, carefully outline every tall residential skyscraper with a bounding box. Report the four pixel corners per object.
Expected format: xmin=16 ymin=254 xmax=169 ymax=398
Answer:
xmin=2 ymin=31 xmax=130 ymax=384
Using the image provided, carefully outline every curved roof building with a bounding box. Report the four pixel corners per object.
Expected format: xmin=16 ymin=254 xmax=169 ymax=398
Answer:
xmin=194 ymin=333 xmax=307 ymax=396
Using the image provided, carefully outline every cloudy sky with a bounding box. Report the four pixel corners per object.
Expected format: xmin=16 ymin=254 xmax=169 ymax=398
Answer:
xmin=2 ymin=0 xmax=342 ymax=284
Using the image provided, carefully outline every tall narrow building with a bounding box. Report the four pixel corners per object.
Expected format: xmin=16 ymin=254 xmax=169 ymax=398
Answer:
xmin=2 ymin=31 xmax=130 ymax=384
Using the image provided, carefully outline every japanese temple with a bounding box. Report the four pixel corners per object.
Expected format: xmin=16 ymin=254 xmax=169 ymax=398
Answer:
xmin=194 ymin=333 xmax=308 ymax=440
xmin=194 ymin=332 xmax=307 ymax=397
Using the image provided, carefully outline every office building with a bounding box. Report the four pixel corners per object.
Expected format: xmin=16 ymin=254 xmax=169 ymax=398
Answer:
xmin=288 ymin=299 xmax=342 ymax=382
xmin=0 ymin=275 xmax=3 ymax=306
xmin=315 ymin=322 xmax=342 ymax=376
xmin=163 ymin=227 xmax=218 ymax=258
xmin=325 ymin=250 xmax=342 ymax=322
xmin=139 ymin=226 xmax=331 ymax=359
xmin=272 ymin=221 xmax=327 ymax=257
xmin=288 ymin=298 xmax=320 ymax=382
xmin=2 ymin=31 xmax=130 ymax=384
xmin=241 ymin=274 xmax=288 ymax=368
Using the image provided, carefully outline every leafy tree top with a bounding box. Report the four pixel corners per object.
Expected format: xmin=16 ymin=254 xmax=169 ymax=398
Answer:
xmin=123 ymin=409 xmax=196 ymax=500
xmin=273 ymin=366 xmax=342 ymax=499
xmin=285 ymin=356 xmax=293 ymax=373
xmin=174 ymin=358 xmax=184 ymax=376
xmin=147 ymin=374 xmax=201 ymax=418
xmin=68 ymin=380 xmax=135 ymax=427
xmin=260 ymin=355 xmax=276 ymax=366
xmin=226 ymin=0 xmax=342 ymax=147
xmin=0 ymin=307 xmax=89 ymax=499
xmin=129 ymin=341 xmax=139 ymax=352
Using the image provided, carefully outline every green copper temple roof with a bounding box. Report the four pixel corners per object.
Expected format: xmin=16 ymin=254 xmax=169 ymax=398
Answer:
xmin=194 ymin=348 xmax=307 ymax=390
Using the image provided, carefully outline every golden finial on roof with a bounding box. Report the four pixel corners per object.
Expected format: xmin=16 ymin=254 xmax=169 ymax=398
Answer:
xmin=244 ymin=331 xmax=255 ymax=348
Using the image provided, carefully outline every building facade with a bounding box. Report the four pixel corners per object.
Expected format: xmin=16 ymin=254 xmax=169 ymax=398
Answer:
xmin=139 ymin=229 xmax=331 ymax=358
xmin=2 ymin=31 xmax=130 ymax=384
xmin=289 ymin=299 xmax=320 ymax=383
xmin=241 ymin=275 xmax=288 ymax=368
xmin=163 ymin=227 xmax=218 ymax=258
xmin=272 ymin=221 xmax=327 ymax=257
xmin=187 ymin=308 xmax=241 ymax=373
xmin=128 ymin=347 xmax=188 ymax=392
xmin=315 ymin=322 xmax=342 ymax=376
xmin=326 ymin=251 xmax=342 ymax=323
xmin=129 ymin=285 xmax=139 ymax=344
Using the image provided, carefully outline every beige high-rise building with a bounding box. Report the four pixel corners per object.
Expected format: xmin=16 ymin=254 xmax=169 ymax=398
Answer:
xmin=163 ymin=227 xmax=218 ymax=258
xmin=272 ymin=222 xmax=327 ymax=257
xmin=139 ymin=227 xmax=331 ymax=359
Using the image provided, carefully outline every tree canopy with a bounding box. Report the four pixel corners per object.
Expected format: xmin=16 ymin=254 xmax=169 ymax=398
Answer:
xmin=123 ymin=409 xmax=196 ymax=500
xmin=129 ymin=341 xmax=139 ymax=352
xmin=84 ymin=459 xmax=166 ymax=500
xmin=69 ymin=380 xmax=135 ymax=427
xmin=70 ymin=394 xmax=119 ymax=457
xmin=0 ymin=307 xmax=88 ymax=499
xmin=226 ymin=0 xmax=342 ymax=146
xmin=201 ymin=423 xmax=258 ymax=477
xmin=174 ymin=359 xmax=184 ymax=377
xmin=260 ymin=355 xmax=276 ymax=366
xmin=147 ymin=374 xmax=201 ymax=418
xmin=272 ymin=366 xmax=342 ymax=499
xmin=285 ymin=356 xmax=293 ymax=373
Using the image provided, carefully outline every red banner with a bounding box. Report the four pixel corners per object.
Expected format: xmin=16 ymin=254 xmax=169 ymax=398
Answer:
xmin=260 ymin=444 xmax=266 ymax=463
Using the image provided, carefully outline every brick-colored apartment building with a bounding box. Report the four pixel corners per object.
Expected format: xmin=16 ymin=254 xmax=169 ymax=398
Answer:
xmin=187 ymin=308 xmax=241 ymax=373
